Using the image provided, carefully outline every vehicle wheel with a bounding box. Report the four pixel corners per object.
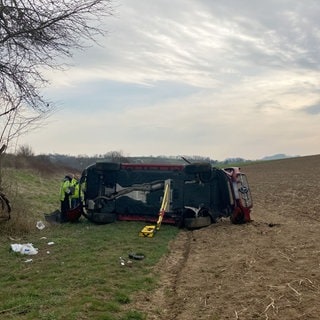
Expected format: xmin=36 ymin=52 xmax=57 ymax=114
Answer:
xmin=184 ymin=163 xmax=212 ymax=174
xmin=184 ymin=216 xmax=212 ymax=229
xmin=95 ymin=162 xmax=121 ymax=171
xmin=199 ymin=170 xmax=213 ymax=183
xmin=90 ymin=212 xmax=117 ymax=224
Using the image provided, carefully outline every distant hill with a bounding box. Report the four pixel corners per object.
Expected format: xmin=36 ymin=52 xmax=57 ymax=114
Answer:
xmin=261 ymin=154 xmax=299 ymax=161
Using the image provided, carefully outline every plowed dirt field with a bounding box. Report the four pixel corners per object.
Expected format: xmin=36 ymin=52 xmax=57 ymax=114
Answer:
xmin=128 ymin=154 xmax=320 ymax=320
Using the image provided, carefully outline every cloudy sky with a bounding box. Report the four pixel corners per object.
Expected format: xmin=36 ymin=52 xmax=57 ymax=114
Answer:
xmin=19 ymin=0 xmax=320 ymax=161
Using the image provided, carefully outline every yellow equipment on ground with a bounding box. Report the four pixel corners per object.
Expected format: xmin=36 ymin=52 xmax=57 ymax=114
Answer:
xmin=139 ymin=180 xmax=171 ymax=237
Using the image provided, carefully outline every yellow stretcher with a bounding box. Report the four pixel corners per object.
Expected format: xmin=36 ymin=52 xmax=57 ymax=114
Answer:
xmin=139 ymin=180 xmax=171 ymax=237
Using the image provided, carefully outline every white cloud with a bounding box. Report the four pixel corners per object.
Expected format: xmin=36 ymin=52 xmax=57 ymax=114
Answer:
xmin=18 ymin=0 xmax=320 ymax=160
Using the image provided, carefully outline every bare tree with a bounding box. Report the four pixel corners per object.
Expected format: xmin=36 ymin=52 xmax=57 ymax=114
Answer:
xmin=16 ymin=144 xmax=34 ymax=157
xmin=0 ymin=0 xmax=113 ymax=150
xmin=103 ymin=150 xmax=130 ymax=163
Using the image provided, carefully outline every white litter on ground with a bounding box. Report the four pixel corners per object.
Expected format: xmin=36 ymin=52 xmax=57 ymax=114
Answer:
xmin=10 ymin=243 xmax=38 ymax=255
xmin=36 ymin=221 xmax=45 ymax=230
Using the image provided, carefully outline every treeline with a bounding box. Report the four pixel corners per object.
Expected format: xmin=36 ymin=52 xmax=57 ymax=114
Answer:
xmin=39 ymin=153 xmax=252 ymax=171
xmin=2 ymin=146 xmax=251 ymax=173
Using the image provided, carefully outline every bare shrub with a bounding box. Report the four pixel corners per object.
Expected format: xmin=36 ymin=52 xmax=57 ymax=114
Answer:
xmin=0 ymin=194 xmax=35 ymax=236
xmin=16 ymin=145 xmax=34 ymax=157
xmin=1 ymin=214 xmax=35 ymax=236
xmin=0 ymin=156 xmax=69 ymax=236
xmin=103 ymin=150 xmax=130 ymax=162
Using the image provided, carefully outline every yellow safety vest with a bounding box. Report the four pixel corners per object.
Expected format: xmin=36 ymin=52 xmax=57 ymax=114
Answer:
xmin=60 ymin=179 xmax=71 ymax=201
xmin=71 ymin=178 xmax=80 ymax=199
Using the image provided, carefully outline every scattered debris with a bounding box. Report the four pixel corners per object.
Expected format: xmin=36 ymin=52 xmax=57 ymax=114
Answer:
xmin=268 ymin=223 xmax=281 ymax=228
xmin=10 ymin=243 xmax=38 ymax=255
xmin=119 ymin=257 xmax=126 ymax=266
xmin=36 ymin=221 xmax=45 ymax=230
xmin=128 ymin=252 xmax=145 ymax=260
xmin=8 ymin=236 xmax=21 ymax=241
xmin=119 ymin=257 xmax=134 ymax=267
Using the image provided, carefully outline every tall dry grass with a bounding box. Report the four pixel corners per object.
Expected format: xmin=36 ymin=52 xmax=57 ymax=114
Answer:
xmin=0 ymin=154 xmax=79 ymax=236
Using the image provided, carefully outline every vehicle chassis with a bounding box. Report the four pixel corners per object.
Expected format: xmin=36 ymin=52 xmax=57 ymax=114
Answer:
xmin=80 ymin=161 xmax=253 ymax=228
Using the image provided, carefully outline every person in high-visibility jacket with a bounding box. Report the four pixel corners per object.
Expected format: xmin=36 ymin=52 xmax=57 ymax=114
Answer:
xmin=60 ymin=174 xmax=72 ymax=222
xmin=70 ymin=174 xmax=81 ymax=209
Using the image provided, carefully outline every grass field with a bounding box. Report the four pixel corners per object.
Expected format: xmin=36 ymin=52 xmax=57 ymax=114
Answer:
xmin=0 ymin=167 xmax=179 ymax=319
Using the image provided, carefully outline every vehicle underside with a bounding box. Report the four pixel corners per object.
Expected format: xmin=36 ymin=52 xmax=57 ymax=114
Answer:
xmin=78 ymin=161 xmax=252 ymax=229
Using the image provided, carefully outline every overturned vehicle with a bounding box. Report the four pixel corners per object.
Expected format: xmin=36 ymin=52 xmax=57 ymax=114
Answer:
xmin=76 ymin=161 xmax=253 ymax=229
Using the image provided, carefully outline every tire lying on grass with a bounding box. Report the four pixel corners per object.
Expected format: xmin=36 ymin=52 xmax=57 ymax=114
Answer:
xmin=128 ymin=253 xmax=145 ymax=260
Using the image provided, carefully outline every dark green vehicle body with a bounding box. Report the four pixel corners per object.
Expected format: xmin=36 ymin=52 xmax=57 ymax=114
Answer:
xmin=80 ymin=161 xmax=252 ymax=228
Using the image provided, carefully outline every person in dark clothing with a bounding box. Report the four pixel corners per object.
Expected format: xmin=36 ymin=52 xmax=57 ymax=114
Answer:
xmin=59 ymin=174 xmax=72 ymax=222
xmin=70 ymin=174 xmax=81 ymax=209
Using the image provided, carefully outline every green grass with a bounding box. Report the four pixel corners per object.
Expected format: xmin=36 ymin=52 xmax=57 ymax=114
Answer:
xmin=0 ymin=167 xmax=180 ymax=319
xmin=0 ymin=220 xmax=179 ymax=319
xmin=2 ymin=168 xmax=62 ymax=216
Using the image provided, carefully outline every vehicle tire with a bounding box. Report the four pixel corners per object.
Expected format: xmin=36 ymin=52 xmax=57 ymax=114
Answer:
xmin=184 ymin=163 xmax=212 ymax=174
xmin=95 ymin=162 xmax=121 ymax=171
xmin=199 ymin=170 xmax=213 ymax=183
xmin=90 ymin=212 xmax=117 ymax=224
xmin=184 ymin=216 xmax=212 ymax=229
xmin=128 ymin=253 xmax=145 ymax=260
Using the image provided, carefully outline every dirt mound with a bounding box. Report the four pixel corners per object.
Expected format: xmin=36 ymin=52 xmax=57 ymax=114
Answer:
xmin=129 ymin=154 xmax=320 ymax=319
